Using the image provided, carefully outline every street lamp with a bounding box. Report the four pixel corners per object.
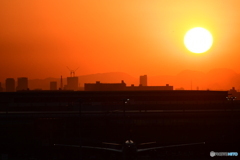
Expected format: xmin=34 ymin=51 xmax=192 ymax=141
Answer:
xmin=123 ymin=98 xmax=130 ymax=138
xmin=123 ymin=99 xmax=130 ymax=122
xmin=123 ymin=98 xmax=130 ymax=160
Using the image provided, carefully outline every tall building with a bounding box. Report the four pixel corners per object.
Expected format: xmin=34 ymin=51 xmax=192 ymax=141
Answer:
xmin=50 ymin=81 xmax=57 ymax=90
xmin=140 ymin=75 xmax=147 ymax=86
xmin=66 ymin=77 xmax=78 ymax=90
xmin=16 ymin=77 xmax=28 ymax=91
xmin=5 ymin=78 xmax=15 ymax=92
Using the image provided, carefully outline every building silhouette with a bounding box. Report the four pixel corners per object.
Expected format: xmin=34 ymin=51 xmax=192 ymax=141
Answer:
xmin=85 ymin=80 xmax=126 ymax=91
xmin=140 ymin=75 xmax=147 ymax=86
xmin=128 ymin=83 xmax=173 ymax=91
xmin=0 ymin=82 xmax=3 ymax=92
xmin=84 ymin=80 xmax=173 ymax=91
xmin=5 ymin=78 xmax=15 ymax=92
xmin=228 ymin=87 xmax=240 ymax=100
xmin=66 ymin=77 xmax=78 ymax=90
xmin=16 ymin=77 xmax=28 ymax=91
xmin=50 ymin=81 xmax=57 ymax=90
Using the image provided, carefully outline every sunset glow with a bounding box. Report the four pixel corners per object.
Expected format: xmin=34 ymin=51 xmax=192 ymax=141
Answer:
xmin=1 ymin=0 xmax=240 ymax=90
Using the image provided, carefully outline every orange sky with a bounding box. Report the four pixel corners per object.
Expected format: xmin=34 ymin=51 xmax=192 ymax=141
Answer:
xmin=1 ymin=0 xmax=240 ymax=82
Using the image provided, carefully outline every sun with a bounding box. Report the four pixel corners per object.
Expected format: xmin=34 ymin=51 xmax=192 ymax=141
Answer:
xmin=184 ymin=27 xmax=213 ymax=54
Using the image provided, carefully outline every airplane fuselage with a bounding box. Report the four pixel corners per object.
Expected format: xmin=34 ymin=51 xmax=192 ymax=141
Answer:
xmin=122 ymin=140 xmax=137 ymax=159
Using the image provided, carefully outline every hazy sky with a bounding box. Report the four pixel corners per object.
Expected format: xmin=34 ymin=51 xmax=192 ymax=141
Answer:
xmin=1 ymin=0 xmax=240 ymax=81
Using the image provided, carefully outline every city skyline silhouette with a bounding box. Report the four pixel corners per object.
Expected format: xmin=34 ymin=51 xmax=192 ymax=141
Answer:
xmin=1 ymin=68 xmax=240 ymax=91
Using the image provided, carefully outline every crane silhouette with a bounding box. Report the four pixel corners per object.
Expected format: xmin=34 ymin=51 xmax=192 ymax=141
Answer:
xmin=67 ymin=66 xmax=79 ymax=77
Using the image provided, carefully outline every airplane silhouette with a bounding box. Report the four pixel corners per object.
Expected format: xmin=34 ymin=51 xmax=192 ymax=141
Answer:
xmin=54 ymin=139 xmax=205 ymax=159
